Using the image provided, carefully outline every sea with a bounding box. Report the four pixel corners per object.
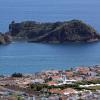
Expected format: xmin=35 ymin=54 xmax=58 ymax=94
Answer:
xmin=0 ymin=0 xmax=100 ymax=74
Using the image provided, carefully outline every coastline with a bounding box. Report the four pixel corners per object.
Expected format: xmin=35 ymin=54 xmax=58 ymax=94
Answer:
xmin=0 ymin=64 xmax=99 ymax=75
xmin=0 ymin=65 xmax=100 ymax=100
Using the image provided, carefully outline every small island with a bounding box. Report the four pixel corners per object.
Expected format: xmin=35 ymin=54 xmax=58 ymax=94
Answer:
xmin=9 ymin=19 xmax=100 ymax=43
xmin=0 ymin=19 xmax=100 ymax=45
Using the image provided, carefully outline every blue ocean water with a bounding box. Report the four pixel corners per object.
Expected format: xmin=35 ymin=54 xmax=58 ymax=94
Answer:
xmin=0 ymin=0 xmax=100 ymax=74
xmin=0 ymin=0 xmax=100 ymax=32
xmin=0 ymin=42 xmax=100 ymax=74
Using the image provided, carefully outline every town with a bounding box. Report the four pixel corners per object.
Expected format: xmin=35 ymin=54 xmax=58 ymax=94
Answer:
xmin=0 ymin=65 xmax=100 ymax=100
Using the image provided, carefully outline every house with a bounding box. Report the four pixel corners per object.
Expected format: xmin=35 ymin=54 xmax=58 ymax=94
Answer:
xmin=60 ymin=88 xmax=78 ymax=95
xmin=48 ymin=88 xmax=78 ymax=96
xmin=65 ymin=71 xmax=73 ymax=77
xmin=31 ymin=79 xmax=44 ymax=84
xmin=47 ymin=81 xmax=57 ymax=86
xmin=48 ymin=88 xmax=61 ymax=94
xmin=75 ymin=67 xmax=90 ymax=75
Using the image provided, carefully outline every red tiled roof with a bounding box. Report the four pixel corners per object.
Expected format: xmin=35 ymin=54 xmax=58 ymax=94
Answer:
xmin=51 ymin=76 xmax=61 ymax=79
xmin=49 ymin=88 xmax=61 ymax=94
xmin=49 ymin=88 xmax=77 ymax=95
xmin=47 ymin=81 xmax=57 ymax=85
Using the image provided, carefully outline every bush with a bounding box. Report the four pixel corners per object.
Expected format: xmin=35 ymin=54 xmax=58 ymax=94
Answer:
xmin=11 ymin=73 xmax=23 ymax=77
xmin=29 ymin=83 xmax=48 ymax=91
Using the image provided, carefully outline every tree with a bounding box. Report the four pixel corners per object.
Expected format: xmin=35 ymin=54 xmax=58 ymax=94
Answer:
xmin=11 ymin=73 xmax=23 ymax=77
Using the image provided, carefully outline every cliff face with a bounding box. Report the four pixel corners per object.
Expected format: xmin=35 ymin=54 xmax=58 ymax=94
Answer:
xmin=0 ymin=33 xmax=12 ymax=44
xmin=9 ymin=20 xmax=100 ymax=43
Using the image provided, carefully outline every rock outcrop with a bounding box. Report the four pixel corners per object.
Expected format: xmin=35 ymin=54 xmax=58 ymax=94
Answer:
xmin=9 ymin=20 xmax=100 ymax=43
xmin=0 ymin=32 xmax=12 ymax=44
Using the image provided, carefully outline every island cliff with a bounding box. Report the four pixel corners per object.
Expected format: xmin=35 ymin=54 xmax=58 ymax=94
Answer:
xmin=8 ymin=20 xmax=100 ymax=43
xmin=0 ymin=33 xmax=12 ymax=44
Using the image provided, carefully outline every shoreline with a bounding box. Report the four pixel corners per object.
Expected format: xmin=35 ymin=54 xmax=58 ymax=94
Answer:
xmin=0 ymin=64 xmax=100 ymax=76
xmin=0 ymin=65 xmax=100 ymax=99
